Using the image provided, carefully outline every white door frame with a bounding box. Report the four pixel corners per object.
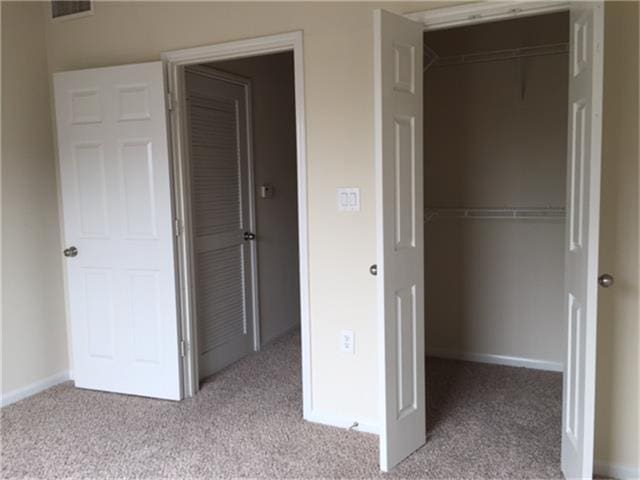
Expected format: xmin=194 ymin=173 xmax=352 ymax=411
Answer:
xmin=398 ymin=0 xmax=602 ymax=473
xmin=161 ymin=32 xmax=311 ymax=413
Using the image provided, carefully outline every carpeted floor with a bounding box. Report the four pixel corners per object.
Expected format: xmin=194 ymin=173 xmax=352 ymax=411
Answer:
xmin=1 ymin=331 xmax=563 ymax=479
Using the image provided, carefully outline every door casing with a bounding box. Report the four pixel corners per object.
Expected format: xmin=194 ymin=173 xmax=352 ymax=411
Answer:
xmin=161 ymin=32 xmax=312 ymax=416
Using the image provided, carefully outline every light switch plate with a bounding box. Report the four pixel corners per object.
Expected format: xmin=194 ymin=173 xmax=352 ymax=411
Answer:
xmin=337 ymin=187 xmax=360 ymax=212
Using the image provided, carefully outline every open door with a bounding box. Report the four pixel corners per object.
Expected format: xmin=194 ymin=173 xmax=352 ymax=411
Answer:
xmin=183 ymin=66 xmax=258 ymax=380
xmin=561 ymin=2 xmax=604 ymax=479
xmin=374 ymin=9 xmax=425 ymax=472
xmin=53 ymin=62 xmax=182 ymax=400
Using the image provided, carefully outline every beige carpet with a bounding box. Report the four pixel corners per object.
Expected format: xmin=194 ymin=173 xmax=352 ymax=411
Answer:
xmin=1 ymin=331 xmax=563 ymax=479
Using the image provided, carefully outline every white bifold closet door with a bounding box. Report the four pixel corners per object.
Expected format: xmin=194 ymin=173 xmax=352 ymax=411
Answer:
xmin=53 ymin=62 xmax=181 ymax=400
xmin=374 ymin=9 xmax=425 ymax=473
xmin=184 ymin=66 xmax=257 ymax=381
xmin=561 ymin=2 xmax=604 ymax=479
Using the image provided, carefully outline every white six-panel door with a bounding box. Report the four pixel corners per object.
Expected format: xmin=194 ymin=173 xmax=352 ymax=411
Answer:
xmin=54 ymin=62 xmax=181 ymax=400
xmin=562 ymin=2 xmax=604 ymax=479
xmin=374 ymin=9 xmax=425 ymax=472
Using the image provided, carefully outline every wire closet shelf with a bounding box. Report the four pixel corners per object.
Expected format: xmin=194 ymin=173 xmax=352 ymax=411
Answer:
xmin=424 ymin=206 xmax=566 ymax=223
xmin=423 ymin=42 xmax=569 ymax=71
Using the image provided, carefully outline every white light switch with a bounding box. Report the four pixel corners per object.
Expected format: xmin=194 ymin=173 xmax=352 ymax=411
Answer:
xmin=340 ymin=330 xmax=355 ymax=354
xmin=337 ymin=187 xmax=360 ymax=212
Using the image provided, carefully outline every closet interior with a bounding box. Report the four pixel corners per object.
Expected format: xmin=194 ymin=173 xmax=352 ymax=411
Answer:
xmin=423 ymin=12 xmax=569 ymax=370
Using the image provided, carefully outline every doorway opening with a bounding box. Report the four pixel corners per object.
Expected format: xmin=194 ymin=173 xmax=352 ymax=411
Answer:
xmin=423 ymin=11 xmax=569 ymax=476
xmin=163 ymin=33 xmax=311 ymax=409
xmin=185 ymin=52 xmax=300 ymax=381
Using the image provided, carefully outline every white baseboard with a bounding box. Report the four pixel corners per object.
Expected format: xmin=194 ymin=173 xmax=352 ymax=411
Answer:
xmin=428 ymin=349 xmax=563 ymax=372
xmin=305 ymin=409 xmax=378 ymax=434
xmin=1 ymin=370 xmax=71 ymax=407
xmin=595 ymin=460 xmax=640 ymax=479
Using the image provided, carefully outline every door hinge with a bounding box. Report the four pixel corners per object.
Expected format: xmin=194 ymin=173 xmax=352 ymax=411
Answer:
xmin=174 ymin=218 xmax=182 ymax=236
xmin=167 ymin=92 xmax=174 ymax=111
xmin=179 ymin=340 xmax=188 ymax=357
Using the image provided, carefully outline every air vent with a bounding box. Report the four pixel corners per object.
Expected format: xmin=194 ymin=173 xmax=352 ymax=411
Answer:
xmin=51 ymin=1 xmax=93 ymax=21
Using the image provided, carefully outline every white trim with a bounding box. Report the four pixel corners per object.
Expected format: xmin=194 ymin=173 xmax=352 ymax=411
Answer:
xmin=161 ymin=31 xmax=312 ymax=419
xmin=405 ymin=1 xmax=570 ymax=31
xmin=1 ymin=371 xmax=71 ymax=407
xmin=594 ymin=460 xmax=640 ymax=480
xmin=428 ymin=349 xmax=563 ymax=372
xmin=306 ymin=409 xmax=378 ymax=435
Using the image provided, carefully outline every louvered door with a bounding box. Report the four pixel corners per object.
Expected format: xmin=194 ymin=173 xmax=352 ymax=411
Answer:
xmin=185 ymin=66 xmax=257 ymax=380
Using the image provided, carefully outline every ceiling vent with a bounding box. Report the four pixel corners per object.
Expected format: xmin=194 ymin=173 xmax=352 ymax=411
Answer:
xmin=51 ymin=1 xmax=93 ymax=21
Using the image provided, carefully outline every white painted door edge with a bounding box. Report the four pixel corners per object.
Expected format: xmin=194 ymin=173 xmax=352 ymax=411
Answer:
xmin=161 ymin=31 xmax=312 ymax=419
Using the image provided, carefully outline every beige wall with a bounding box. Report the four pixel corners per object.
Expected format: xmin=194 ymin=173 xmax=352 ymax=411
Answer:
xmin=0 ymin=0 xmax=636 ymax=472
xmin=1 ymin=2 xmax=68 ymax=394
xmin=424 ymin=13 xmax=568 ymax=366
xmin=211 ymin=53 xmax=301 ymax=345
xmin=41 ymin=0 xmax=438 ymax=425
xmin=595 ymin=1 xmax=639 ymax=472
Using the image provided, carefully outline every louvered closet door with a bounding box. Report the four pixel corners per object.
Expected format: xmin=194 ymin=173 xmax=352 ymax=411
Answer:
xmin=185 ymin=66 xmax=256 ymax=380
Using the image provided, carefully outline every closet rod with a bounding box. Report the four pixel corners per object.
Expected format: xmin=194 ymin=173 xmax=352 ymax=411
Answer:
xmin=424 ymin=206 xmax=566 ymax=223
xmin=429 ymin=42 xmax=568 ymax=68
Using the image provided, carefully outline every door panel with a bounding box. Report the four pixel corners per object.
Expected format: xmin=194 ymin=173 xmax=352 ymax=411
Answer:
xmin=54 ymin=62 xmax=181 ymax=400
xmin=374 ymin=9 xmax=425 ymax=472
xmin=561 ymin=3 xmax=604 ymax=479
xmin=184 ymin=66 xmax=256 ymax=380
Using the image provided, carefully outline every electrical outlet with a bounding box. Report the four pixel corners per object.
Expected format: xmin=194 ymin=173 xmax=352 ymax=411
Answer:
xmin=340 ymin=330 xmax=355 ymax=354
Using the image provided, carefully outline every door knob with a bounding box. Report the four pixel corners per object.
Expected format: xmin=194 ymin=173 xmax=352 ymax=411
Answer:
xmin=598 ymin=273 xmax=614 ymax=288
xmin=370 ymin=264 xmax=378 ymax=276
xmin=63 ymin=246 xmax=78 ymax=257
xmin=243 ymin=232 xmax=256 ymax=241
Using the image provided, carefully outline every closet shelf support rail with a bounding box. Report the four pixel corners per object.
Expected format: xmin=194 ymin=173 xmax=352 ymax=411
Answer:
xmin=431 ymin=42 xmax=569 ymax=68
xmin=424 ymin=207 xmax=566 ymax=222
